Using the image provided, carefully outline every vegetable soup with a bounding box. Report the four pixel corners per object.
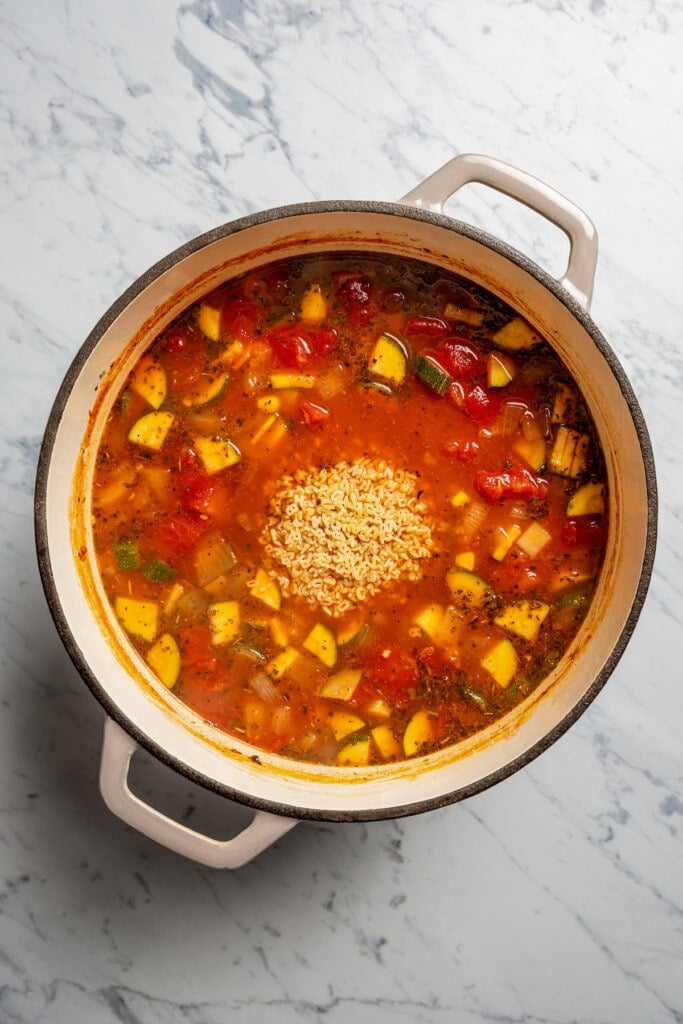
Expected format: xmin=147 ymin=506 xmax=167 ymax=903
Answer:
xmin=91 ymin=254 xmax=607 ymax=766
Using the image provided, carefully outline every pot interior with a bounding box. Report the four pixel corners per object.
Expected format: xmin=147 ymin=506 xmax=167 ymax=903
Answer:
xmin=38 ymin=204 xmax=655 ymax=820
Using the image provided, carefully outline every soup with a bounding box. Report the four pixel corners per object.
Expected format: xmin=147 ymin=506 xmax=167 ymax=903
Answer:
xmin=90 ymin=253 xmax=607 ymax=766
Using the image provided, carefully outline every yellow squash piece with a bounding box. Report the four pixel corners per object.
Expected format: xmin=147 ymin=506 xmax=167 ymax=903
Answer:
xmin=446 ymin=568 xmax=491 ymax=607
xmin=336 ymin=616 xmax=366 ymax=647
xmin=221 ymin=339 xmax=247 ymax=366
xmin=551 ymin=384 xmax=577 ymax=425
xmin=256 ymin=394 xmax=280 ymax=413
xmin=147 ymin=632 xmax=181 ymax=689
xmin=249 ymin=413 xmax=288 ymax=449
xmin=194 ymin=435 xmax=241 ymax=474
xmin=494 ymin=600 xmax=550 ymax=642
xmin=454 ymin=551 xmax=475 ymax=571
xmin=250 ymin=568 xmax=281 ymax=610
xmin=413 ymin=603 xmax=445 ymax=641
xmin=128 ymin=411 xmax=175 ymax=451
xmin=182 ymin=371 xmax=229 ymax=407
xmin=367 ymin=333 xmax=408 ymax=385
xmin=115 ymin=597 xmax=159 ymax=642
xmin=197 ymin=302 xmax=222 ymax=341
xmin=403 ymin=709 xmax=434 ymax=757
xmin=443 ymin=302 xmax=483 ymax=327
xmin=567 ymin=481 xmax=605 ymax=517
xmin=492 ymin=317 xmax=543 ymax=351
xmin=300 ymin=283 xmax=328 ymax=324
xmin=514 ymin=437 xmax=546 ymax=472
xmin=266 ymin=646 xmax=299 ymax=680
xmin=371 ymin=725 xmax=402 ymax=761
xmin=365 ymin=697 xmax=391 ymax=720
xmin=481 ymin=638 xmax=518 ymax=688
xmin=487 ymin=351 xmax=517 ymax=387
xmin=269 ymin=617 xmax=288 ymax=648
xmin=208 ymin=601 xmax=241 ymax=646
xmin=328 ymin=709 xmax=366 ymax=742
xmin=492 ymin=524 xmax=523 ymax=562
xmin=549 ymin=426 xmax=590 ymax=478
xmin=303 ymin=622 xmax=337 ymax=668
xmin=450 ymin=490 xmax=470 ymax=509
xmin=130 ymin=355 xmax=167 ymax=409
xmin=337 ymin=737 xmax=371 ymax=766
xmin=269 ymin=372 xmax=315 ymax=390
xmin=319 ymin=668 xmax=362 ymax=701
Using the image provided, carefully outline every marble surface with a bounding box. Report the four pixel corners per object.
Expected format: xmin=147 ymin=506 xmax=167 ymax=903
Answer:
xmin=1 ymin=0 xmax=681 ymax=1021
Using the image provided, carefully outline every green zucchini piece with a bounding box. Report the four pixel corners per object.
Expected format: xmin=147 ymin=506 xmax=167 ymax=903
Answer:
xmin=145 ymin=559 xmax=176 ymax=583
xmin=113 ymin=539 xmax=138 ymax=572
xmin=367 ymin=333 xmax=408 ymax=384
xmin=415 ymin=354 xmax=451 ymax=396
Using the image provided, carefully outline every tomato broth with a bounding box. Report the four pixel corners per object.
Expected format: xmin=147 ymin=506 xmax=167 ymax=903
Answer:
xmin=91 ymin=253 xmax=607 ymax=767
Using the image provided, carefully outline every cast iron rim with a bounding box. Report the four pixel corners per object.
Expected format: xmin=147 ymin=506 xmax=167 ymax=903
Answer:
xmin=34 ymin=199 xmax=658 ymax=824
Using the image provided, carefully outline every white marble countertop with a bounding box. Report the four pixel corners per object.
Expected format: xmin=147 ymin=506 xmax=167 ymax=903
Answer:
xmin=1 ymin=1 xmax=681 ymax=1021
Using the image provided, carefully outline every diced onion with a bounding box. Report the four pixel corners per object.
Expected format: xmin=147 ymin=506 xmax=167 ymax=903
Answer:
xmin=490 ymin=401 xmax=525 ymax=437
xmin=249 ymin=672 xmax=279 ymax=702
xmin=458 ymin=501 xmax=488 ymax=538
xmin=521 ymin=407 xmax=548 ymax=441
xmin=271 ymin=706 xmax=293 ymax=735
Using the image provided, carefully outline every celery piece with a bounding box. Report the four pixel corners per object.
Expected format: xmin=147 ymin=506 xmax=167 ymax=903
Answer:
xmin=113 ymin=539 xmax=138 ymax=572
xmin=145 ymin=559 xmax=176 ymax=583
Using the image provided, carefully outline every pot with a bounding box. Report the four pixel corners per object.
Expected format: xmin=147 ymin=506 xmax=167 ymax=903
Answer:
xmin=35 ymin=154 xmax=657 ymax=868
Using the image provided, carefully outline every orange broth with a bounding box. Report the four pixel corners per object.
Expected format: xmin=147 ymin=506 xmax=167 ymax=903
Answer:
xmin=90 ymin=254 xmax=607 ymax=766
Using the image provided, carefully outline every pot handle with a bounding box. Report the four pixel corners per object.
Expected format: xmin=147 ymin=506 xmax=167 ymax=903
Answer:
xmin=399 ymin=153 xmax=598 ymax=311
xmin=99 ymin=717 xmax=298 ymax=869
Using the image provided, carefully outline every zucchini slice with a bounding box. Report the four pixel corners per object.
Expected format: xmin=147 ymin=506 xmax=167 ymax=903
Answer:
xmin=182 ymin=371 xmax=229 ymax=407
xmin=194 ymin=435 xmax=241 ymax=474
xmin=147 ymin=633 xmax=181 ymax=689
xmin=303 ymin=622 xmax=337 ymax=667
xmin=130 ymin=355 xmax=167 ymax=409
xmin=481 ymin=638 xmax=518 ymax=688
xmin=128 ymin=411 xmax=175 ymax=451
xmin=415 ymin=354 xmax=451 ymax=396
xmin=367 ymin=333 xmax=408 ymax=385
xmin=491 ymin=317 xmax=543 ymax=351
xmin=208 ymin=601 xmax=241 ymax=646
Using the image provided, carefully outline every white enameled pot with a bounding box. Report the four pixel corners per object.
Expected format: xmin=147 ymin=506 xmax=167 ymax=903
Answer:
xmin=35 ymin=155 xmax=657 ymax=868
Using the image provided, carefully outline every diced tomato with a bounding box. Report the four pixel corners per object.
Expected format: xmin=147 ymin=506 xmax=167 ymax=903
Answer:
xmin=178 ymin=625 xmax=219 ymax=678
xmin=160 ymin=333 xmax=207 ymax=394
xmin=267 ymin=323 xmax=337 ymax=368
xmin=438 ymin=338 xmax=483 ymax=378
xmin=148 ymin=511 xmax=210 ymax=562
xmin=463 ymin=383 xmax=502 ymax=425
xmin=267 ymin=324 xmax=314 ymax=368
xmin=179 ymin=472 xmax=216 ymax=514
xmin=306 ymin=326 xmax=337 ymax=358
xmin=474 ymin=466 xmax=549 ymax=504
xmin=442 ymin=438 xmax=480 ymax=462
xmin=162 ymin=325 xmax=194 ymax=354
xmin=168 ymin=446 xmax=217 ymax=513
xmin=562 ymin=516 xmax=607 ymax=547
xmin=364 ymin=647 xmax=419 ymax=707
xmin=487 ymin=552 xmax=540 ymax=593
xmin=221 ymin=299 xmax=263 ymax=341
xmin=299 ymin=401 xmax=330 ymax=429
xmin=335 ymin=275 xmax=375 ymax=324
xmin=404 ymin=316 xmax=449 ymax=339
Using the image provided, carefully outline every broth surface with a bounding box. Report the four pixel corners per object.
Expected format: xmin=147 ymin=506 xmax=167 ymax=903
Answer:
xmin=90 ymin=254 xmax=607 ymax=766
